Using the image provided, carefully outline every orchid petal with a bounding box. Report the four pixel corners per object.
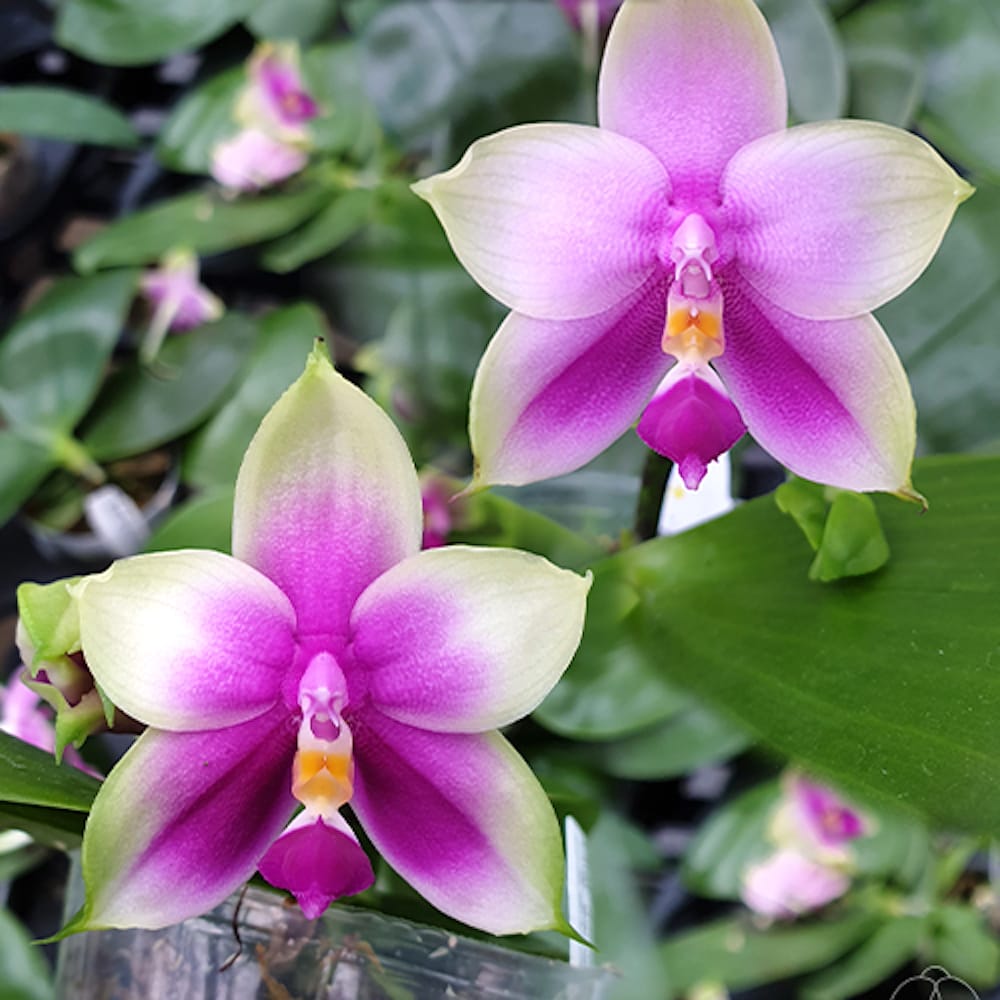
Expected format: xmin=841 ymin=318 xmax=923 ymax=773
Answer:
xmin=715 ymin=277 xmax=916 ymax=494
xmin=351 ymin=547 xmax=590 ymax=733
xmin=234 ymin=347 xmax=422 ymax=637
xmin=258 ymin=811 xmax=374 ymax=919
xmin=470 ymin=278 xmax=669 ymax=487
xmin=351 ymin=713 xmax=565 ymax=935
xmin=723 ymin=121 xmax=973 ymax=319
xmin=599 ymin=0 xmax=786 ymax=200
xmin=211 ymin=129 xmax=308 ymax=192
xmin=741 ymin=849 xmax=849 ymax=919
xmin=72 ymin=708 xmax=296 ymax=931
xmin=413 ymin=123 xmax=669 ymax=320
xmin=75 ymin=550 xmax=295 ymax=731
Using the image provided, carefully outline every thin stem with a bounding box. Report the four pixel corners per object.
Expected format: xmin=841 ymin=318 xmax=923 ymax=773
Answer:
xmin=633 ymin=450 xmax=673 ymax=541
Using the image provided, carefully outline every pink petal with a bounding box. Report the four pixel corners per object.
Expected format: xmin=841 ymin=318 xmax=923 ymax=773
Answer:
xmin=76 ymin=708 xmax=296 ymax=930
xmin=714 ymin=276 xmax=916 ymax=494
xmin=599 ymin=0 xmax=787 ymax=201
xmin=636 ymin=365 xmax=746 ymax=489
xmin=350 ymin=712 xmax=565 ymax=935
xmin=255 ymin=53 xmax=319 ymax=129
xmin=791 ymin=776 xmax=865 ymax=848
xmin=75 ymin=551 xmax=295 ymax=731
xmin=350 ymin=547 xmax=589 ymax=732
xmin=258 ymin=811 xmax=374 ymax=919
xmin=211 ymin=129 xmax=308 ymax=192
xmin=233 ymin=348 xmax=422 ymax=638
xmin=722 ymin=121 xmax=973 ymax=319
xmin=741 ymin=849 xmax=849 ymax=919
xmin=470 ymin=277 xmax=669 ymax=487
xmin=413 ymin=123 xmax=670 ymax=320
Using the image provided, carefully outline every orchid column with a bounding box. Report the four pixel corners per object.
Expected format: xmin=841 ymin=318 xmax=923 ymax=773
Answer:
xmin=415 ymin=0 xmax=971 ymax=494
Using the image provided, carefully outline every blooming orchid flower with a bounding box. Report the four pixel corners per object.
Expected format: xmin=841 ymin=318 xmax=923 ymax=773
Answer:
xmin=139 ymin=249 xmax=223 ymax=363
xmin=770 ymin=772 xmax=867 ymax=863
xmin=41 ymin=347 xmax=589 ymax=935
xmin=211 ymin=129 xmax=310 ymax=193
xmin=414 ymin=0 xmax=971 ymax=494
xmin=741 ymin=848 xmax=849 ymax=919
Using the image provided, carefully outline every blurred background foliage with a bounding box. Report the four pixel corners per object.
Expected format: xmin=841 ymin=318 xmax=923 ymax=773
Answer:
xmin=1 ymin=0 xmax=1000 ymax=997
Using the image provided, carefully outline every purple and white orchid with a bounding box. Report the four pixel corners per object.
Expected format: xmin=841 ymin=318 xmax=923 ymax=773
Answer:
xmin=40 ymin=347 xmax=589 ymax=936
xmin=414 ymin=0 xmax=971 ymax=493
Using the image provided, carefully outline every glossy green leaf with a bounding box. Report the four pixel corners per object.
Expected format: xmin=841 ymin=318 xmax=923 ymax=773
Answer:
xmin=660 ymin=911 xmax=879 ymax=997
xmin=916 ymin=0 xmax=1000 ymax=179
xmin=0 ymin=730 xmax=100 ymax=813
xmin=0 ymin=803 xmax=86 ymax=849
xmin=184 ymin=305 xmax=326 ymax=489
xmin=261 ymin=187 xmax=376 ymax=272
xmin=0 ymin=907 xmax=54 ymax=1000
xmin=608 ymin=455 xmax=1000 ymax=834
xmin=143 ymin=489 xmax=234 ymax=554
xmin=0 ymin=86 xmax=138 ymax=147
xmin=73 ymin=189 xmax=329 ymax=273
xmin=0 ymin=432 xmax=55 ymax=527
xmin=246 ymin=0 xmax=339 ymax=43
xmin=155 ymin=66 xmax=243 ymax=175
xmin=800 ymin=916 xmax=926 ymax=1000
xmin=80 ymin=314 xmax=256 ymax=462
xmin=599 ymin=703 xmax=752 ymax=781
xmin=877 ymin=185 xmax=1000 ymax=455
xmin=55 ymin=0 xmax=256 ymax=67
xmin=0 ymin=271 xmax=137 ymax=431
xmin=760 ymin=0 xmax=847 ymax=121
xmin=536 ymin=561 xmax=688 ymax=740
xmin=927 ymin=903 xmax=1000 ymax=986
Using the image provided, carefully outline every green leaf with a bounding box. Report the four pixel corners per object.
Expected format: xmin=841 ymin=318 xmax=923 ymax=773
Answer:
xmin=610 ymin=455 xmax=1000 ymax=835
xmin=0 ymin=432 xmax=55 ymax=527
xmin=927 ymin=903 xmax=1000 ymax=986
xmin=143 ymin=489 xmax=234 ymax=554
xmin=73 ymin=189 xmax=329 ymax=273
xmin=535 ymin=561 xmax=689 ymax=740
xmin=0 ymin=907 xmax=54 ymax=1000
xmin=184 ymin=305 xmax=326 ymax=489
xmin=760 ymin=0 xmax=847 ymax=121
xmin=80 ymin=314 xmax=257 ymax=462
xmin=0 ymin=803 xmax=86 ymax=850
xmin=0 ymin=86 xmax=138 ymax=148
xmin=775 ymin=477 xmax=828 ymax=551
xmin=800 ymin=916 xmax=926 ymax=1000
xmin=0 ymin=271 xmax=137 ymax=431
xmin=876 ymin=183 xmax=1000 ymax=455
xmin=660 ymin=912 xmax=880 ymax=997
xmin=246 ymin=0 xmax=339 ymax=43
xmin=809 ymin=491 xmax=890 ymax=583
xmin=261 ymin=187 xmax=376 ymax=272
xmin=155 ymin=66 xmax=244 ymax=175
xmin=0 ymin=731 xmax=100 ymax=813
xmin=55 ymin=0 xmax=257 ymax=67
xmin=598 ymin=702 xmax=752 ymax=781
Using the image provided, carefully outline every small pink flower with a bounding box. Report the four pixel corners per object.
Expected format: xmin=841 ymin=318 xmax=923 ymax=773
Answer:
xmin=741 ymin=848 xmax=849 ymax=919
xmin=420 ymin=472 xmax=459 ymax=549
xmin=246 ymin=45 xmax=319 ymax=138
xmin=790 ymin=775 xmax=866 ymax=850
xmin=211 ymin=128 xmax=309 ymax=193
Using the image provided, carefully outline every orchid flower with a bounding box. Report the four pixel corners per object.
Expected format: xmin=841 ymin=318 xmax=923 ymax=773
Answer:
xmin=138 ymin=249 xmax=223 ymax=363
xmin=414 ymin=0 xmax=971 ymax=494
xmin=211 ymin=43 xmax=318 ymax=193
xmin=741 ymin=848 xmax=850 ymax=919
xmin=37 ymin=347 xmax=589 ymax=935
xmin=420 ymin=471 xmax=463 ymax=549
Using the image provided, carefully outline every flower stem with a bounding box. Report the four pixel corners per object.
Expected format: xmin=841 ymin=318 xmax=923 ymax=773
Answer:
xmin=634 ymin=451 xmax=672 ymax=541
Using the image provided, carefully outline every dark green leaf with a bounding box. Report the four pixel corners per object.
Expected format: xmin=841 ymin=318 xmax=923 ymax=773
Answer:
xmin=800 ymin=916 xmax=926 ymax=1000
xmin=81 ymin=314 xmax=257 ymax=462
xmin=0 ymin=271 xmax=137 ymax=431
xmin=55 ymin=0 xmax=257 ymax=67
xmin=73 ymin=189 xmax=329 ymax=273
xmin=599 ymin=703 xmax=752 ymax=781
xmin=0 ymin=432 xmax=55 ymax=527
xmin=155 ymin=67 xmax=244 ymax=175
xmin=184 ymin=305 xmax=325 ymax=489
xmin=660 ymin=912 xmax=880 ymax=997
xmin=760 ymin=0 xmax=847 ymax=121
xmin=0 ymin=803 xmax=86 ymax=849
xmin=0 ymin=730 xmax=100 ymax=812
xmin=611 ymin=455 xmax=1000 ymax=834
xmin=809 ymin=491 xmax=890 ymax=583
xmin=0 ymin=907 xmax=54 ymax=1000
xmin=775 ymin=477 xmax=828 ymax=551
xmin=0 ymin=86 xmax=138 ymax=147
xmin=246 ymin=0 xmax=339 ymax=44
xmin=261 ymin=187 xmax=376 ymax=272
xmin=927 ymin=903 xmax=1000 ymax=987
xmin=143 ymin=489 xmax=234 ymax=554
